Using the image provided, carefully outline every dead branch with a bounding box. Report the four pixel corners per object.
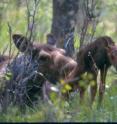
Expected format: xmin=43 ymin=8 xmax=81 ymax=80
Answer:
xmin=26 ymin=0 xmax=40 ymax=43
xmin=79 ymin=0 xmax=101 ymax=48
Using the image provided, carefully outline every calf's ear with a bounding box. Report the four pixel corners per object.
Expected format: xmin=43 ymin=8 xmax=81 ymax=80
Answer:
xmin=12 ymin=34 xmax=32 ymax=52
xmin=46 ymin=33 xmax=56 ymax=45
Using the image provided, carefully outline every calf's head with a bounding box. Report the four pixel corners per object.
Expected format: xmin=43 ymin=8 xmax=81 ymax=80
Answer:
xmin=106 ymin=44 xmax=117 ymax=70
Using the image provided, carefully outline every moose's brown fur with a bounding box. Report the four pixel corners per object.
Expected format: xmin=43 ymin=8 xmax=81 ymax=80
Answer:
xmin=72 ymin=36 xmax=117 ymax=105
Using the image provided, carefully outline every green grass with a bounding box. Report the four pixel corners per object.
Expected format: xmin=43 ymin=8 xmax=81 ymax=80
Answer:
xmin=0 ymin=72 xmax=116 ymax=122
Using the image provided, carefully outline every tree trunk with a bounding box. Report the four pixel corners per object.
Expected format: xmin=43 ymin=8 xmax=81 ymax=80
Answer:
xmin=51 ymin=0 xmax=79 ymax=57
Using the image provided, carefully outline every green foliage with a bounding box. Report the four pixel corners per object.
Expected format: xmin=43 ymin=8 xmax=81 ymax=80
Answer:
xmin=95 ymin=0 xmax=117 ymax=41
xmin=0 ymin=0 xmax=52 ymax=52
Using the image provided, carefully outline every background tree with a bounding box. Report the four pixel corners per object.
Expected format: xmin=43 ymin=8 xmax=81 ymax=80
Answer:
xmin=51 ymin=0 xmax=79 ymax=57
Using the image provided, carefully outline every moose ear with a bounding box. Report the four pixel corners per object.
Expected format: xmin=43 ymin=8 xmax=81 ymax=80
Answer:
xmin=46 ymin=33 xmax=56 ymax=45
xmin=12 ymin=34 xmax=32 ymax=52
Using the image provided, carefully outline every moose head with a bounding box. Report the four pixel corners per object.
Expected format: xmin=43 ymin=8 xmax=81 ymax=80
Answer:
xmin=12 ymin=34 xmax=76 ymax=83
xmin=106 ymin=44 xmax=117 ymax=70
xmin=12 ymin=34 xmax=66 ymax=60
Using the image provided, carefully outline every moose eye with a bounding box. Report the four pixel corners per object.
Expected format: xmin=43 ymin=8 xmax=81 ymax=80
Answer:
xmin=39 ymin=56 xmax=48 ymax=61
xmin=37 ymin=55 xmax=51 ymax=66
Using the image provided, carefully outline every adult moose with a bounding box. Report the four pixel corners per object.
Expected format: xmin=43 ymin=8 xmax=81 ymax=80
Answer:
xmin=12 ymin=34 xmax=77 ymax=84
xmin=75 ymin=36 xmax=117 ymax=106
xmin=0 ymin=34 xmax=77 ymax=107
xmin=0 ymin=34 xmax=67 ymax=109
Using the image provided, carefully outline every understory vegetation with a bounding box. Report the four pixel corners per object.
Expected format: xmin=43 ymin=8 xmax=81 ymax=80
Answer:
xmin=0 ymin=72 xmax=116 ymax=122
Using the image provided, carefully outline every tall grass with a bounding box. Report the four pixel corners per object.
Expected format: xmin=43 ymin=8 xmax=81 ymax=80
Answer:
xmin=0 ymin=79 xmax=116 ymax=122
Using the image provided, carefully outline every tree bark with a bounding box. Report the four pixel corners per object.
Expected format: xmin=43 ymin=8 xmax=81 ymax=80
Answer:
xmin=51 ymin=0 xmax=79 ymax=57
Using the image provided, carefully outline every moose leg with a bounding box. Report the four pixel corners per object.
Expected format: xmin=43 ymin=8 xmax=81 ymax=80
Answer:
xmin=79 ymin=87 xmax=86 ymax=103
xmin=42 ymin=81 xmax=53 ymax=105
xmin=90 ymin=74 xmax=97 ymax=105
xmin=98 ymin=68 xmax=107 ymax=106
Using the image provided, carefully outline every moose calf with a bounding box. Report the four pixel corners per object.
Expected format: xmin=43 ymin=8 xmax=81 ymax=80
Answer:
xmin=75 ymin=36 xmax=117 ymax=105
